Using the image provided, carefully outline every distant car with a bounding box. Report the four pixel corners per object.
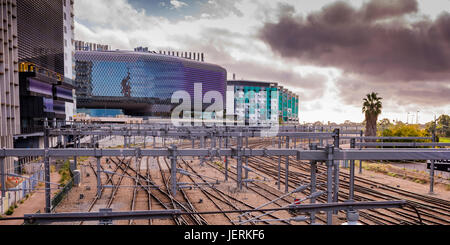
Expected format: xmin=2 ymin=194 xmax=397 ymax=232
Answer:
xmin=427 ymin=159 xmax=450 ymax=172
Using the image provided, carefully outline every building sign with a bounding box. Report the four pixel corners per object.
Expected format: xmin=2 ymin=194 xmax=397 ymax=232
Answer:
xmin=29 ymin=78 xmax=53 ymax=97
xmin=56 ymin=87 xmax=73 ymax=101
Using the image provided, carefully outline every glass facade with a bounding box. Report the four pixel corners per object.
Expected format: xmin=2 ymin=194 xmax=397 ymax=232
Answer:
xmin=229 ymin=81 xmax=299 ymax=125
xmin=77 ymin=109 xmax=124 ymax=117
xmin=75 ymin=51 xmax=227 ymax=117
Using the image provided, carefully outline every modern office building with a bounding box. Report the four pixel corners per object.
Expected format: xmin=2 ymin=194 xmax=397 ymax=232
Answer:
xmin=227 ymin=80 xmax=299 ymax=125
xmin=63 ymin=0 xmax=76 ymax=120
xmin=17 ymin=0 xmax=65 ymax=75
xmin=74 ymin=40 xmax=110 ymax=52
xmin=14 ymin=0 xmax=75 ymax=150
xmin=0 ymin=0 xmax=20 ymax=174
xmin=75 ymin=50 xmax=227 ymax=117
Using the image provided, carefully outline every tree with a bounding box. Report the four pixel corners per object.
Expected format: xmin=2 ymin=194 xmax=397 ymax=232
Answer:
xmin=377 ymin=118 xmax=392 ymax=134
xmin=426 ymin=114 xmax=450 ymax=137
xmin=437 ymin=115 xmax=450 ymax=137
xmin=313 ymin=121 xmax=323 ymax=126
xmin=362 ymin=92 xmax=383 ymax=138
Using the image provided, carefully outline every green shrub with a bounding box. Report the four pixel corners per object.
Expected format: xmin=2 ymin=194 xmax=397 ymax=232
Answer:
xmin=58 ymin=160 xmax=72 ymax=185
xmin=414 ymin=179 xmax=426 ymax=184
xmin=5 ymin=206 xmax=14 ymax=215
xmin=387 ymin=172 xmax=398 ymax=178
xmin=380 ymin=123 xmax=431 ymax=148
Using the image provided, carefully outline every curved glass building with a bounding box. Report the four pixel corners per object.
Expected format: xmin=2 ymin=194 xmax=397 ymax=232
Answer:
xmin=75 ymin=50 xmax=227 ymax=117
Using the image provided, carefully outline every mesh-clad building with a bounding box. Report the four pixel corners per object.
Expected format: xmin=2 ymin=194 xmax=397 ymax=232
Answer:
xmin=75 ymin=50 xmax=227 ymax=117
xmin=17 ymin=0 xmax=64 ymax=75
xmin=14 ymin=0 xmax=74 ymax=153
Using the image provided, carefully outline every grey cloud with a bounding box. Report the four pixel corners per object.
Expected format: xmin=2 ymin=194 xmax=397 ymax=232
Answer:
xmin=199 ymin=0 xmax=244 ymax=18
xmin=363 ymin=0 xmax=418 ymax=21
xmin=170 ymin=27 xmax=328 ymax=101
xmin=259 ymin=0 xmax=450 ymax=82
xmin=336 ymin=74 xmax=450 ymax=109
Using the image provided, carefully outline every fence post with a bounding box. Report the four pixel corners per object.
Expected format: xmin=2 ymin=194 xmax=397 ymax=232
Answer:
xmin=143 ymin=132 xmax=147 ymax=149
xmin=359 ymin=130 xmax=363 ymax=174
xmin=225 ymin=128 xmax=229 ymax=181
xmin=200 ymin=134 xmax=205 ymax=167
xmin=349 ymin=138 xmax=356 ymax=201
xmin=245 ymin=133 xmax=249 ymax=189
xmin=326 ymin=145 xmax=334 ymax=225
xmin=430 ymin=130 xmax=436 ymax=194
xmin=333 ymin=129 xmax=340 ymax=213
xmin=237 ymin=134 xmax=243 ymax=190
xmin=310 ymin=144 xmax=318 ymax=224
xmin=320 ymin=127 xmax=324 ymax=147
xmin=169 ymin=145 xmax=178 ymax=197
xmin=1 ymin=156 xmax=5 ymax=198
xmin=44 ymin=120 xmax=51 ymax=213
xmin=124 ymin=127 xmax=127 ymax=148
xmin=285 ymin=136 xmax=290 ymax=193
xmin=96 ymin=156 xmax=102 ymax=198
xmin=277 ymin=136 xmax=281 ymax=190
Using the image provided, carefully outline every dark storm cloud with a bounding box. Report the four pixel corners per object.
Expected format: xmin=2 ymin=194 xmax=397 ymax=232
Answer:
xmin=258 ymin=0 xmax=450 ymax=84
xmin=363 ymin=0 xmax=418 ymax=21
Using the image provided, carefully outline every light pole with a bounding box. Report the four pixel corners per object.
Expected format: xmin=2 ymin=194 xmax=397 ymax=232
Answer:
xmin=416 ymin=111 xmax=420 ymax=125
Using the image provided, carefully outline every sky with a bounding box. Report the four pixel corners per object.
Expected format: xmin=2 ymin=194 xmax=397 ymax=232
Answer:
xmin=74 ymin=0 xmax=450 ymax=124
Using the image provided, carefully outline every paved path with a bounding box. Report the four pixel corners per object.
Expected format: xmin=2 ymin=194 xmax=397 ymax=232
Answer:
xmin=0 ymin=172 xmax=60 ymax=225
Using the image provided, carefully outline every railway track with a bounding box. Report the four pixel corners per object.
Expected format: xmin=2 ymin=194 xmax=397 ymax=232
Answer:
xmin=179 ymin=157 xmax=295 ymax=225
xmin=72 ymin=135 xmax=448 ymax=225
xmin=241 ymin=140 xmax=450 ymax=225
xmin=80 ymin=157 xmax=133 ymax=225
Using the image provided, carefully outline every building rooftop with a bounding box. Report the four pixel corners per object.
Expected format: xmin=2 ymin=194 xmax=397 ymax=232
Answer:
xmin=227 ymin=80 xmax=279 ymax=87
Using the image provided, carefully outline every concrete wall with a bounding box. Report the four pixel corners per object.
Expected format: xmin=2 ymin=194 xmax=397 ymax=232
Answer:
xmin=0 ymin=0 xmax=20 ymax=174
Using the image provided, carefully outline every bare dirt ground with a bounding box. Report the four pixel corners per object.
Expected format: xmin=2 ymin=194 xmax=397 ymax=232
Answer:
xmin=347 ymin=163 xmax=450 ymax=200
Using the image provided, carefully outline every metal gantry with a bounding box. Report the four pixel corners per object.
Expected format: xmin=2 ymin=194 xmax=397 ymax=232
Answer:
xmin=1 ymin=120 xmax=449 ymax=225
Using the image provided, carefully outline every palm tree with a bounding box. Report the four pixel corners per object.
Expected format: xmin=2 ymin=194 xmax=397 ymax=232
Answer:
xmin=362 ymin=92 xmax=383 ymax=138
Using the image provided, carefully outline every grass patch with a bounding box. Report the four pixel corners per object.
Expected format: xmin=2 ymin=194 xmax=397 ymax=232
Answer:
xmin=77 ymin=156 xmax=90 ymax=162
xmin=58 ymin=160 xmax=72 ymax=186
xmin=414 ymin=179 xmax=427 ymax=184
xmin=387 ymin=172 xmax=398 ymax=178
xmin=440 ymin=137 xmax=450 ymax=143
xmin=212 ymin=161 xmax=224 ymax=171
xmin=5 ymin=206 xmax=15 ymax=216
xmin=362 ymin=161 xmax=429 ymax=185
